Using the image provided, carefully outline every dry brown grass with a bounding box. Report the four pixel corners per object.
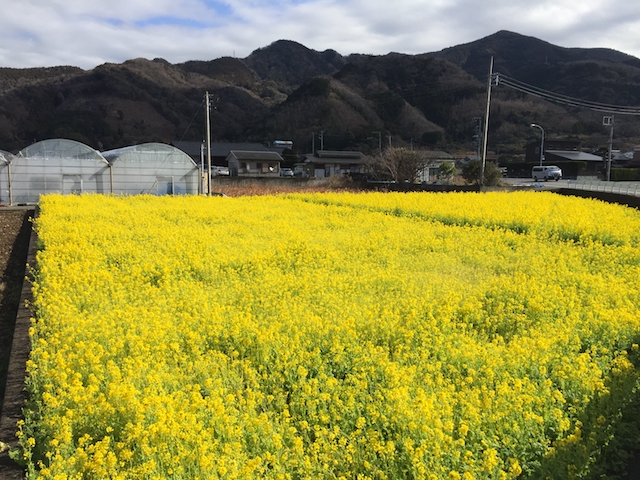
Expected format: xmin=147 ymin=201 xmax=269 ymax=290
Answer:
xmin=210 ymin=177 xmax=364 ymax=197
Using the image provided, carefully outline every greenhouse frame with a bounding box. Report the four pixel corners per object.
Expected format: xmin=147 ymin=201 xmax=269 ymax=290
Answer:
xmin=6 ymin=139 xmax=111 ymax=205
xmin=101 ymin=143 xmax=200 ymax=196
xmin=0 ymin=150 xmax=14 ymax=205
xmin=0 ymin=139 xmax=200 ymax=205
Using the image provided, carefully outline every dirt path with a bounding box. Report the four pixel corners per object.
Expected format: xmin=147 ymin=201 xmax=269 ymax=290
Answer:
xmin=0 ymin=208 xmax=33 ymax=479
xmin=0 ymin=210 xmax=32 ymax=409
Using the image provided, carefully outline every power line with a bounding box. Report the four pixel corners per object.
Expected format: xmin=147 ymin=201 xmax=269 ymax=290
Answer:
xmin=494 ymin=73 xmax=640 ymax=115
xmin=178 ymin=97 xmax=205 ymax=142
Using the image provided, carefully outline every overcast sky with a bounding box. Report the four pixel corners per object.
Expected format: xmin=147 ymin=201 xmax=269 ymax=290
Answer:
xmin=2 ymin=0 xmax=640 ymax=70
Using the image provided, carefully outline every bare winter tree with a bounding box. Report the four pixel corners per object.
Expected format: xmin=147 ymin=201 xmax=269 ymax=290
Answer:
xmin=376 ymin=147 xmax=431 ymax=183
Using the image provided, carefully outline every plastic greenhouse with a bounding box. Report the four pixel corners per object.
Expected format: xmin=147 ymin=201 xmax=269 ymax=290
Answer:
xmin=0 ymin=139 xmax=201 ymax=205
xmin=10 ymin=139 xmax=110 ymax=205
xmin=102 ymin=143 xmax=199 ymax=196
xmin=0 ymin=150 xmax=15 ymax=205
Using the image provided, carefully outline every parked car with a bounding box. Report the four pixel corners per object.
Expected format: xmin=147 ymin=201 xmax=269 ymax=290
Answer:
xmin=532 ymin=165 xmax=562 ymax=181
xmin=280 ymin=168 xmax=294 ymax=177
xmin=213 ymin=166 xmax=229 ymax=176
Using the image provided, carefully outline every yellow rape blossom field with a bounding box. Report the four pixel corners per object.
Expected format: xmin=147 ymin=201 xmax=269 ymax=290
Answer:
xmin=18 ymin=191 xmax=640 ymax=479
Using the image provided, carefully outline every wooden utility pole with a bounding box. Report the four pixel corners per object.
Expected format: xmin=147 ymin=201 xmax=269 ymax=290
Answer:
xmin=481 ymin=56 xmax=494 ymax=186
xmin=205 ymin=91 xmax=212 ymax=196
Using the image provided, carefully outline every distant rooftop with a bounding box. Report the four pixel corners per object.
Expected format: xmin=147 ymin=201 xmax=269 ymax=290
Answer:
xmin=227 ymin=150 xmax=283 ymax=161
xmin=304 ymin=150 xmax=369 ymax=165
xmin=172 ymin=141 xmax=270 ymax=158
xmin=546 ymin=150 xmax=603 ymax=162
xmin=314 ymin=150 xmax=364 ymax=159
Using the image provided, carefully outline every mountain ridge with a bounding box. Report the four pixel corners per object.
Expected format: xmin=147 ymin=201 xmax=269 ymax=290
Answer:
xmin=1 ymin=31 xmax=640 ymax=157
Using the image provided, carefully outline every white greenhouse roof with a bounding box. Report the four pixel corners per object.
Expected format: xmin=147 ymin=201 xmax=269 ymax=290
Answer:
xmin=102 ymin=143 xmax=197 ymax=165
xmin=18 ymin=139 xmax=107 ymax=162
xmin=0 ymin=150 xmax=14 ymax=164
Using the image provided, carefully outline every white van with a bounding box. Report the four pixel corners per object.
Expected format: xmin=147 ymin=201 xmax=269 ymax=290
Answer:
xmin=532 ymin=165 xmax=562 ymax=181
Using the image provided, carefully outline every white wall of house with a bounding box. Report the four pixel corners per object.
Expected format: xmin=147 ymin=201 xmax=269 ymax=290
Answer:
xmin=227 ymin=152 xmax=281 ymax=177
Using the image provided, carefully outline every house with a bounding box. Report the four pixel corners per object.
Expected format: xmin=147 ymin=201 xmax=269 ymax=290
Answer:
xmin=544 ymin=151 xmax=603 ymax=175
xmin=630 ymin=146 xmax=640 ymax=167
xmin=416 ymin=151 xmax=456 ymax=183
xmin=525 ymin=138 xmax=603 ymax=175
xmin=270 ymin=140 xmax=294 ymax=156
xmin=172 ymin=141 xmax=272 ymax=167
xmin=227 ymin=150 xmax=283 ymax=177
xmin=299 ymin=150 xmax=371 ymax=178
xmin=525 ymin=137 xmax=581 ymax=164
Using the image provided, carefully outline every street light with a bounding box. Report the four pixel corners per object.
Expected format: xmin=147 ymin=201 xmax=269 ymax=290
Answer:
xmin=530 ymin=123 xmax=545 ymax=167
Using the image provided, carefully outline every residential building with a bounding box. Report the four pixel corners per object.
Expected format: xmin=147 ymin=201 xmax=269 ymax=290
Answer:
xmin=525 ymin=138 xmax=603 ymax=175
xmin=417 ymin=151 xmax=456 ymax=183
xmin=631 ymin=146 xmax=640 ymax=167
xmin=227 ymin=150 xmax=283 ymax=177
xmin=299 ymin=150 xmax=371 ymax=178
xmin=172 ymin=141 xmax=272 ymax=167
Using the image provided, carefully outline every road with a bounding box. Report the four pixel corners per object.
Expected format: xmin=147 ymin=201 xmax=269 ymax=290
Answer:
xmin=502 ymin=177 xmax=571 ymax=188
xmin=501 ymin=177 xmax=640 ymax=197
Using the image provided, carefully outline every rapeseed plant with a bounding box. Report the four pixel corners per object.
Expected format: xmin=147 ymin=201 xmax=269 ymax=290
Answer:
xmin=19 ymin=191 xmax=640 ymax=479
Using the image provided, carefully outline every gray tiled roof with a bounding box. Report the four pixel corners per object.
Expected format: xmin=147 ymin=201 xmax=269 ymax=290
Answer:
xmin=228 ymin=150 xmax=283 ymax=161
xmin=315 ymin=150 xmax=364 ymax=159
xmin=304 ymin=151 xmax=370 ymax=165
xmin=546 ymin=150 xmax=603 ymax=162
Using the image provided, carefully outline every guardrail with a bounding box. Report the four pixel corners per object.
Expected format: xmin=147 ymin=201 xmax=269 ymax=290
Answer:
xmin=565 ymin=180 xmax=640 ymax=198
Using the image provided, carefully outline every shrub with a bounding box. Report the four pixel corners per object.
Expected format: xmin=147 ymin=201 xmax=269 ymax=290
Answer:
xmin=461 ymin=159 xmax=502 ymax=185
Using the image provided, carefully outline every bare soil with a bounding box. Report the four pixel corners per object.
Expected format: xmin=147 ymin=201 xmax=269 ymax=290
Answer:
xmin=0 ymin=208 xmax=33 ymax=479
xmin=0 ymin=210 xmax=33 ymax=410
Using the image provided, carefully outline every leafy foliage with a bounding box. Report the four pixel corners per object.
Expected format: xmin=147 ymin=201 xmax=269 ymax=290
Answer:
xmin=462 ymin=160 xmax=503 ymax=185
xmin=611 ymin=168 xmax=640 ymax=181
xmin=437 ymin=162 xmax=457 ymax=182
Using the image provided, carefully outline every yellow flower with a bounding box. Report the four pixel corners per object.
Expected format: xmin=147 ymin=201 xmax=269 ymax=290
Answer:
xmin=21 ymin=192 xmax=640 ymax=479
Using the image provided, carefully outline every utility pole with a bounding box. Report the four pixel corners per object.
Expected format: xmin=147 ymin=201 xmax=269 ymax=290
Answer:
xmin=312 ymin=132 xmax=315 ymax=154
xmin=372 ymin=131 xmax=382 ymax=155
xmin=480 ymin=56 xmax=494 ymax=186
xmin=319 ymin=131 xmax=325 ymax=151
xmin=604 ymin=116 xmax=614 ymax=181
xmin=473 ymin=117 xmax=482 ymax=160
xmin=531 ymin=124 xmax=545 ymax=167
xmin=205 ymin=91 xmax=212 ymax=196
xmin=200 ymin=142 xmax=205 ymax=194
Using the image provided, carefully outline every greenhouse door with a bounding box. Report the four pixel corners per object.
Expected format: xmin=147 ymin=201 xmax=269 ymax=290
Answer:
xmin=63 ymin=175 xmax=83 ymax=194
xmin=157 ymin=176 xmax=175 ymax=195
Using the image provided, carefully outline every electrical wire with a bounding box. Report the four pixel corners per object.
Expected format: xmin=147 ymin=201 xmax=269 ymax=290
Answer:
xmin=178 ymin=97 xmax=205 ymax=142
xmin=494 ymin=73 xmax=640 ymax=115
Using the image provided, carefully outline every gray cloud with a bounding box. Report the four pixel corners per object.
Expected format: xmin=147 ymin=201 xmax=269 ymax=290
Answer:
xmin=1 ymin=0 xmax=639 ymax=69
